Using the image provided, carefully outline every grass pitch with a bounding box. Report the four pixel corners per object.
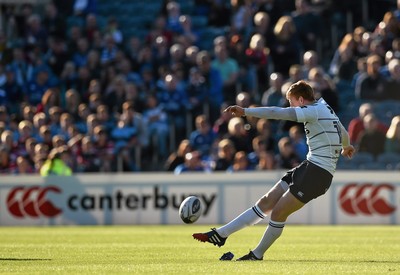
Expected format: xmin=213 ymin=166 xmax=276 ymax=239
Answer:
xmin=0 ymin=225 xmax=399 ymax=274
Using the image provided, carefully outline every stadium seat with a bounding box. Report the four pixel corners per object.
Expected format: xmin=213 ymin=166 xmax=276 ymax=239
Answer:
xmin=350 ymin=152 xmax=375 ymax=164
xmin=358 ymin=162 xmax=386 ymax=170
xmin=377 ymin=152 xmax=400 ymax=170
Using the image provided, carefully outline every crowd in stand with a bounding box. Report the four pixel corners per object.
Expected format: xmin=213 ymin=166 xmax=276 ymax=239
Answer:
xmin=0 ymin=0 xmax=400 ymax=175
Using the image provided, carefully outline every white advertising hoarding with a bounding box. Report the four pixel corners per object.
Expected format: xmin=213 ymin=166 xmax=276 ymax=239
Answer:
xmin=0 ymin=171 xmax=398 ymax=225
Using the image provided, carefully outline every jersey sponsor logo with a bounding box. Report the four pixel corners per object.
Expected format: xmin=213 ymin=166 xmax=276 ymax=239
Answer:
xmin=338 ymin=183 xmax=396 ymax=215
xmin=6 ymin=186 xmax=62 ymax=218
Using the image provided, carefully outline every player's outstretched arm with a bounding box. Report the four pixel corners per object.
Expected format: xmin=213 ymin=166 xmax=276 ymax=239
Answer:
xmin=339 ymin=122 xmax=355 ymax=159
xmin=224 ymin=105 xmax=297 ymax=121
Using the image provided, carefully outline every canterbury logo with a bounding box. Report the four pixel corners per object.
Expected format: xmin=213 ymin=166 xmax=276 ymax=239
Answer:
xmin=7 ymin=186 xmax=62 ymax=218
xmin=338 ymin=183 xmax=396 ymax=215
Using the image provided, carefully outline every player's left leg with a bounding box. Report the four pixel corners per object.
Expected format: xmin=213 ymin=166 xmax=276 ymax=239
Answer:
xmin=247 ymin=190 xmax=305 ymax=260
xmin=193 ymin=181 xmax=286 ymax=247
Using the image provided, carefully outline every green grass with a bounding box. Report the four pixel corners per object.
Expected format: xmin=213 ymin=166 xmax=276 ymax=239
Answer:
xmin=0 ymin=225 xmax=399 ymax=274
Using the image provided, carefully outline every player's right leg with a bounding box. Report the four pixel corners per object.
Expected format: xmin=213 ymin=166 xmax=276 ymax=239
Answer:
xmin=192 ymin=181 xmax=287 ymax=247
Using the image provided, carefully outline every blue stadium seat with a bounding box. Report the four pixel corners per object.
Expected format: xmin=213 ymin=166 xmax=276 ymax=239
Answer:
xmin=377 ymin=152 xmax=400 ymax=170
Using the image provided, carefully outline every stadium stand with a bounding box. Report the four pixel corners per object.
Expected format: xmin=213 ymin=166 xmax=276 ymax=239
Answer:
xmin=0 ymin=0 xmax=399 ymax=174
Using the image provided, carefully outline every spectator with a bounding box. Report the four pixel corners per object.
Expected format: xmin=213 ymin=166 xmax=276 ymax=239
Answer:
xmin=308 ymin=67 xmax=339 ymax=112
xmin=105 ymin=17 xmax=123 ymax=45
xmin=60 ymin=61 xmax=78 ymax=91
xmin=228 ymin=150 xmax=254 ymax=172
xmin=157 ymin=73 xmax=187 ymax=143
xmin=348 ymin=102 xmax=388 ymax=145
xmin=288 ymin=125 xmax=308 ymax=160
xmin=177 ymin=15 xmax=199 ymax=46
xmin=355 ymin=54 xmax=389 ymax=101
xmin=248 ymin=135 xmax=269 ymax=168
xmin=385 ymin=58 xmax=400 ymax=101
xmin=40 ymin=145 xmax=73 ymax=176
xmin=291 ymin=0 xmax=323 ymax=51
xmin=25 ymin=67 xmax=52 ymax=105
xmin=142 ymin=94 xmax=169 ymax=159
xmin=189 ymin=114 xmax=217 ymax=157
xmin=174 ymin=150 xmax=207 ymax=174
xmin=0 ymin=66 xmax=23 ymax=113
xmin=225 ymin=117 xmax=252 ymax=153
xmin=195 ymin=50 xmax=223 ymax=124
xmin=245 ymin=33 xmax=269 ymax=99
xmin=77 ymin=135 xmax=100 ymax=172
xmin=64 ymin=89 xmax=81 ymax=121
xmin=0 ymin=145 xmax=16 ymax=173
xmin=275 ymin=136 xmax=301 ymax=169
xmin=329 ymin=33 xmax=358 ymax=91
xmin=212 ymin=138 xmax=236 ymax=171
xmin=213 ymin=102 xmax=234 ymax=139
xmin=212 ymin=44 xmax=240 ymax=105
xmin=384 ymin=115 xmax=400 ymax=154
xmin=255 ymin=150 xmax=276 ymax=170
xmin=164 ymin=139 xmax=192 ymax=171
xmin=93 ymin=125 xmax=115 ymax=172
xmin=269 ymin=15 xmax=301 ymax=78
xmin=16 ymin=155 xmax=34 ymax=174
xmin=301 ymin=50 xmax=319 ymax=79
xmin=186 ymin=67 xmax=208 ymax=125
xmin=357 ymin=113 xmax=386 ymax=158
xmin=261 ymin=72 xmax=285 ymax=107
xmin=255 ymin=118 xmax=275 ymax=152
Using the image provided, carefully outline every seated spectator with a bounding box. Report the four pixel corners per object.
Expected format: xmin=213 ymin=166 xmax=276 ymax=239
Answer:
xmin=186 ymin=67 xmax=208 ymax=125
xmin=0 ymin=145 xmax=16 ymax=173
xmin=52 ymin=134 xmax=66 ymax=149
xmin=76 ymin=135 xmax=99 ymax=172
xmin=255 ymin=151 xmax=276 ymax=170
xmin=227 ymin=151 xmax=254 ymax=172
xmin=290 ymin=0 xmax=322 ymax=51
xmin=248 ymin=135 xmax=269 ymax=167
xmin=384 ymin=115 xmax=400 ymax=154
xmin=174 ymin=150 xmax=207 ymax=174
xmin=164 ymin=139 xmax=192 ymax=172
xmin=40 ymin=145 xmax=72 ymax=176
xmin=16 ymin=155 xmax=34 ymax=174
xmin=329 ymin=33 xmax=358 ymax=87
xmin=385 ymin=58 xmax=400 ymax=101
xmin=157 ymin=73 xmax=187 ymax=143
xmin=142 ymin=94 xmax=169 ymax=159
xmin=348 ymin=103 xmax=388 ymax=145
xmin=93 ymin=125 xmax=115 ymax=172
xmin=261 ymin=72 xmax=285 ymax=107
xmin=275 ymin=136 xmax=301 ymax=169
xmin=355 ymin=54 xmax=389 ymax=101
xmin=195 ymin=50 xmax=223 ymax=124
xmin=225 ymin=117 xmax=252 ymax=153
xmin=269 ymin=15 xmax=301 ymax=78
xmin=288 ymin=125 xmax=308 ymax=161
xmin=213 ymin=102 xmax=234 ymax=139
xmin=212 ymin=138 xmax=236 ymax=171
xmin=189 ymin=114 xmax=217 ymax=157
xmin=308 ymin=67 xmax=339 ymax=112
xmin=357 ymin=113 xmax=386 ymax=158
xmin=255 ymin=118 xmax=275 ymax=152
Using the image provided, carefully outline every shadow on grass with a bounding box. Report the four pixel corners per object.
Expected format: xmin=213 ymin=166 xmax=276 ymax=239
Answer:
xmin=0 ymin=258 xmax=51 ymax=261
xmin=267 ymin=259 xmax=400 ymax=264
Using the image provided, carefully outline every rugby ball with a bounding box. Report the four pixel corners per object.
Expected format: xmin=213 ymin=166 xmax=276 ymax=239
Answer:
xmin=179 ymin=196 xmax=202 ymax=224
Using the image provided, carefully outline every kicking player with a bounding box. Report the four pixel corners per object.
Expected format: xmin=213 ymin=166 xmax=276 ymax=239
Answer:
xmin=193 ymin=80 xmax=355 ymax=260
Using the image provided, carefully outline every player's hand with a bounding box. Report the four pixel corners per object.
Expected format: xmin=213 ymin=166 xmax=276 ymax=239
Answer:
xmin=341 ymin=145 xmax=355 ymax=159
xmin=224 ymin=105 xmax=245 ymax=117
